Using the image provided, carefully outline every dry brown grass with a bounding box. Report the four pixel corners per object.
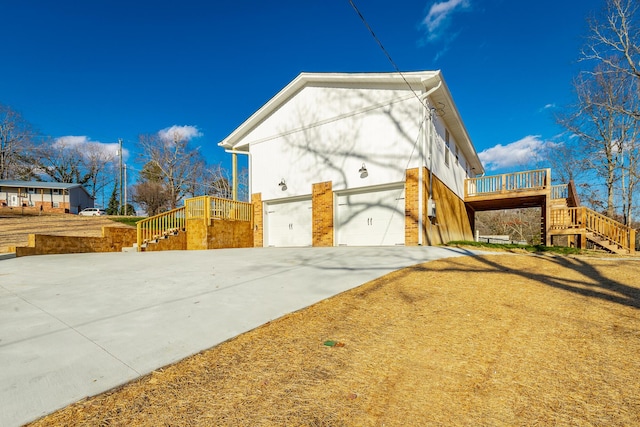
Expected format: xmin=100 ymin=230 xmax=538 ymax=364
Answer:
xmin=26 ymin=253 xmax=640 ymax=426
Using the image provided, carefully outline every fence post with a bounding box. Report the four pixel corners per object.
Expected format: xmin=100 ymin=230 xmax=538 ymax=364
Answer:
xmin=205 ymin=196 xmax=211 ymax=224
xmin=545 ymin=168 xmax=551 ymax=188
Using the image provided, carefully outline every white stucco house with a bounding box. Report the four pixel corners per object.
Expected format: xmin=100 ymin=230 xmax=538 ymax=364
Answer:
xmin=219 ymin=71 xmax=484 ymax=247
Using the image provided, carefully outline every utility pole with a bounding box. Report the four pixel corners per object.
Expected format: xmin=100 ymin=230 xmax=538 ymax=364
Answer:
xmin=118 ymin=138 xmax=123 ymax=215
xmin=124 ymin=164 xmax=128 ymax=216
xmin=0 ymin=124 xmax=6 ymax=180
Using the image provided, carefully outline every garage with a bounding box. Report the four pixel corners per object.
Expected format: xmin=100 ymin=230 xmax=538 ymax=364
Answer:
xmin=336 ymin=186 xmax=405 ymax=246
xmin=265 ymin=198 xmax=312 ymax=247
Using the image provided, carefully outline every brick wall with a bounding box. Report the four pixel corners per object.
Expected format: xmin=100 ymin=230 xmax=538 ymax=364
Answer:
xmin=206 ymin=219 xmax=253 ymax=249
xmin=405 ymin=168 xmax=421 ymax=246
xmin=252 ymin=193 xmax=263 ymax=247
xmin=312 ymin=181 xmax=333 ymax=247
xmin=185 ymin=218 xmax=253 ymax=250
xmin=1 ymin=203 xmax=69 ymax=215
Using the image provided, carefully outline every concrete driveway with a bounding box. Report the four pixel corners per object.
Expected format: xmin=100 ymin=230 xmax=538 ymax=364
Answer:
xmin=0 ymin=246 xmax=480 ymax=426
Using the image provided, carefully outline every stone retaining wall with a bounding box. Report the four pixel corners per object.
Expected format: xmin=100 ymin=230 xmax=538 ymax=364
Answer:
xmin=14 ymin=227 xmax=137 ymax=257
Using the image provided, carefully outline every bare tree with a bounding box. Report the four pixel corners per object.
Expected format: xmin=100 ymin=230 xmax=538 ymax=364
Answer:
xmin=583 ymin=0 xmax=640 ymax=87
xmin=0 ymin=104 xmax=37 ymax=180
xmin=82 ymin=143 xmax=117 ymax=199
xmin=557 ymin=66 xmax=635 ymax=218
xmin=137 ymin=130 xmax=206 ymax=209
xmin=476 ymin=208 xmax=542 ymax=245
xmin=131 ymin=180 xmax=171 ymax=216
xmin=37 ymin=138 xmax=89 ymax=184
xmin=199 ymin=163 xmax=249 ymax=201
xmin=618 ymin=92 xmax=640 ymax=224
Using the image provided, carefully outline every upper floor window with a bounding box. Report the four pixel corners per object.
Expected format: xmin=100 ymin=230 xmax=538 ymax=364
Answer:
xmin=27 ymin=188 xmax=36 ymax=194
xmin=444 ymin=129 xmax=450 ymax=167
xmin=52 ymin=189 xmax=61 ymax=195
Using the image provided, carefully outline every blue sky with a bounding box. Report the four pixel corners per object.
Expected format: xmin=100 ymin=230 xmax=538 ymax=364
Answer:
xmin=1 ymin=0 xmax=604 ymax=181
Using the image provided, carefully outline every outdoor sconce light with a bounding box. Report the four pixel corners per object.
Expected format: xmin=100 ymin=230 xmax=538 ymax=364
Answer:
xmin=278 ymin=178 xmax=287 ymax=191
xmin=359 ymin=163 xmax=368 ymax=178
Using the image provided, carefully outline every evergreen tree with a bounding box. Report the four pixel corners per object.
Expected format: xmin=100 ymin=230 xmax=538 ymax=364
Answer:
xmin=106 ymin=183 xmax=120 ymax=215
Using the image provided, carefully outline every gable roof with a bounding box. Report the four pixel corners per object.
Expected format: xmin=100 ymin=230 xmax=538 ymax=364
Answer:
xmin=219 ymin=71 xmax=484 ymax=174
xmin=0 ymin=180 xmax=93 ymax=198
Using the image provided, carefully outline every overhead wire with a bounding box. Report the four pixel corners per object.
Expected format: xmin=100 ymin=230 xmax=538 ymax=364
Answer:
xmin=348 ymin=0 xmax=447 ymax=241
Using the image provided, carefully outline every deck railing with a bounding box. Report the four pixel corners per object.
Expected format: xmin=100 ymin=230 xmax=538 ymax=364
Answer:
xmin=550 ymin=206 xmax=635 ymax=253
xmin=185 ymin=196 xmax=252 ymax=222
xmin=185 ymin=196 xmax=208 ymax=219
xmin=210 ymin=197 xmax=252 ymax=221
xmin=551 ymin=184 xmax=568 ymax=200
xmin=466 ymin=169 xmax=549 ymax=197
xmin=136 ymin=206 xmax=186 ymax=251
xmin=137 ymin=196 xmax=252 ymax=251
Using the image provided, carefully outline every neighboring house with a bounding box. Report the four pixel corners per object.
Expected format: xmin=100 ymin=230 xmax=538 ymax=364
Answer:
xmin=0 ymin=180 xmax=94 ymax=214
xmin=219 ymin=71 xmax=485 ymax=247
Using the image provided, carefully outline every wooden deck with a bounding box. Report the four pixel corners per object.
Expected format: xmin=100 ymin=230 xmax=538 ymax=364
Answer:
xmin=465 ymin=169 xmax=554 ymax=211
xmin=464 ymin=169 xmax=635 ymax=254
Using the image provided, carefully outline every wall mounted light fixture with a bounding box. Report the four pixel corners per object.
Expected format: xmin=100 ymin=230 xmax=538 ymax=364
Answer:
xmin=278 ymin=178 xmax=287 ymax=191
xmin=359 ymin=163 xmax=368 ymax=178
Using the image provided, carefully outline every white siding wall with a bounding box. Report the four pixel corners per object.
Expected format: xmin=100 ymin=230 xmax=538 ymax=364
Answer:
xmin=244 ymin=85 xmax=473 ymax=202
xmin=247 ymin=86 xmax=424 ymax=201
xmin=428 ymin=113 xmax=469 ymax=198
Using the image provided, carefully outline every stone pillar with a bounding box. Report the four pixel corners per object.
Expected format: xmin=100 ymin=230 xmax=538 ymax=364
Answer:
xmin=252 ymin=193 xmax=263 ymax=247
xmin=405 ymin=168 xmax=420 ymax=246
xmin=312 ymin=182 xmax=333 ymax=247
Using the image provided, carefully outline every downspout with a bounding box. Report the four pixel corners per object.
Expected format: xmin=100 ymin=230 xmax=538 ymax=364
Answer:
xmin=418 ymin=106 xmax=425 ymax=246
xmin=420 ymin=81 xmax=442 ymax=245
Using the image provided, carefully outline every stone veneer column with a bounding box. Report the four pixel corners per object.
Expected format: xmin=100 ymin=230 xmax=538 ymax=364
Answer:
xmin=312 ymin=181 xmax=333 ymax=247
xmin=405 ymin=168 xmax=421 ymax=246
xmin=251 ymin=193 xmax=263 ymax=247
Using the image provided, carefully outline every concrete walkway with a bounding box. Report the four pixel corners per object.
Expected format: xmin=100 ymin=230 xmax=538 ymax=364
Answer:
xmin=0 ymin=246 xmax=481 ymax=426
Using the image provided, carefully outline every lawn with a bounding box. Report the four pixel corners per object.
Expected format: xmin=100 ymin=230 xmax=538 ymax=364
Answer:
xmin=27 ymin=253 xmax=640 ymax=426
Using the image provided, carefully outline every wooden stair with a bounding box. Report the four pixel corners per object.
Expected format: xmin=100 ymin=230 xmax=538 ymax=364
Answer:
xmin=464 ymin=170 xmax=635 ymax=254
xmin=585 ymin=232 xmax=631 ymax=255
xmin=549 ymin=207 xmax=636 ymax=255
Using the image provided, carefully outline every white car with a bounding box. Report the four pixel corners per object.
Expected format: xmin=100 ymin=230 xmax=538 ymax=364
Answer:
xmin=79 ymin=208 xmax=106 ymax=216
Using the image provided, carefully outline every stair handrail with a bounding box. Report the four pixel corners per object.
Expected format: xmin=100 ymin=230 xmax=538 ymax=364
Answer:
xmin=136 ymin=196 xmax=253 ymax=251
xmin=584 ymin=208 xmax=634 ymax=253
xmin=550 ymin=206 xmax=635 ymax=253
xmin=136 ymin=206 xmax=186 ymax=252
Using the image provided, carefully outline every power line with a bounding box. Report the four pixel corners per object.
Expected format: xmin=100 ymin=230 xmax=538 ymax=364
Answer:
xmin=347 ymin=0 xmax=430 ymax=111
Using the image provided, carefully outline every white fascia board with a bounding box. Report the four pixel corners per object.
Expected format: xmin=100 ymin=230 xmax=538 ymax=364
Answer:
xmin=425 ymin=73 xmax=485 ymax=175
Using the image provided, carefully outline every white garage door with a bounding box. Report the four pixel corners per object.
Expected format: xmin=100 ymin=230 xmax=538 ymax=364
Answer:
xmin=265 ymin=198 xmax=312 ymax=247
xmin=336 ymin=186 xmax=405 ymax=246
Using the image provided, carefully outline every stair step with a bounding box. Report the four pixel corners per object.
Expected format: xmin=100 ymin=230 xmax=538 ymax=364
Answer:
xmin=585 ymin=233 xmax=628 ymax=255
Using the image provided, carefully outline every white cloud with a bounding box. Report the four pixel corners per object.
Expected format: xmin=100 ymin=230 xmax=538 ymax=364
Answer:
xmin=54 ymin=135 xmax=126 ymax=160
xmin=479 ymin=135 xmax=559 ymax=171
xmin=422 ymin=0 xmax=470 ymax=42
xmin=538 ymin=103 xmax=557 ymax=113
xmin=158 ymin=125 xmax=202 ymax=142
